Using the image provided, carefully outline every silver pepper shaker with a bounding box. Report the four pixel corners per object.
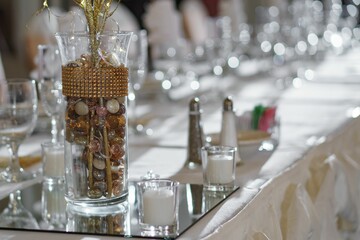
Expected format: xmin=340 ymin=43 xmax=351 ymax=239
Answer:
xmin=186 ymin=97 xmax=205 ymax=168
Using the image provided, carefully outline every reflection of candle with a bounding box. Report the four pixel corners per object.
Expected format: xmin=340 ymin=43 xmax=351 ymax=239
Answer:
xmin=143 ymin=189 xmax=175 ymax=225
xmin=42 ymin=182 xmax=67 ymax=225
xmin=44 ymin=150 xmax=65 ymax=178
xmin=206 ymin=155 xmax=233 ymax=184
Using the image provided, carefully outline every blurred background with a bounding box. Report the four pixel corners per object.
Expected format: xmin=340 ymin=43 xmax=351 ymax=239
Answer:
xmin=0 ymin=0 xmax=359 ymax=79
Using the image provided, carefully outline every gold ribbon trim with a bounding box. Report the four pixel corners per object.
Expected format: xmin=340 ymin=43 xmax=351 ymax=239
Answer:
xmin=62 ymin=66 xmax=128 ymax=98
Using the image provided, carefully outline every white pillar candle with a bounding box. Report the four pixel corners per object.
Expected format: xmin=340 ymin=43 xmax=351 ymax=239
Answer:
xmin=206 ymin=155 xmax=234 ymax=184
xmin=44 ymin=150 xmax=65 ymax=178
xmin=143 ymin=189 xmax=175 ymax=226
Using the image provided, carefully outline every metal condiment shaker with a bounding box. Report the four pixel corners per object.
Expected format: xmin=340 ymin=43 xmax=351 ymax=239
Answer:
xmin=186 ymin=97 xmax=205 ymax=168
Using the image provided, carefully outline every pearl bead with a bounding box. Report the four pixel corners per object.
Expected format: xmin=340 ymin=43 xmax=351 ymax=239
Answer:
xmin=106 ymin=99 xmax=120 ymax=114
xmin=93 ymin=158 xmax=106 ymax=170
xmin=93 ymin=169 xmax=105 ymax=181
xmin=74 ymin=101 xmax=89 ymax=116
xmin=94 ymin=181 xmax=107 ymax=193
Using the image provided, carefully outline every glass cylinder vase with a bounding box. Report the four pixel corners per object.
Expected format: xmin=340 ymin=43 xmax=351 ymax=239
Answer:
xmin=55 ymin=31 xmax=132 ymax=207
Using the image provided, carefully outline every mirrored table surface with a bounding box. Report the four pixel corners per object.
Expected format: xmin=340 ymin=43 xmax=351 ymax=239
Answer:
xmin=0 ymin=181 xmax=239 ymax=239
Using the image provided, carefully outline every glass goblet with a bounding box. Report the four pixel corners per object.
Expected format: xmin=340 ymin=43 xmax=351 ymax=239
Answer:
xmin=0 ymin=79 xmax=39 ymax=229
xmin=0 ymin=190 xmax=39 ymax=229
xmin=37 ymin=44 xmax=64 ymax=143
xmin=128 ymin=30 xmax=149 ymax=134
xmin=0 ymin=78 xmax=38 ymax=182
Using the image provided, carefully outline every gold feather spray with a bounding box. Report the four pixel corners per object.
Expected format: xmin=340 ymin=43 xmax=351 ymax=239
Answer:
xmin=41 ymin=0 xmax=119 ymax=66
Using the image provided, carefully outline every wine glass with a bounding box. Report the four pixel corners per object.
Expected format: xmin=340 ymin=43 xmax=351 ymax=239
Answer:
xmin=128 ymin=30 xmax=149 ymax=134
xmin=0 ymin=190 xmax=39 ymax=229
xmin=37 ymin=44 xmax=64 ymax=143
xmin=0 ymin=78 xmax=40 ymax=229
xmin=206 ymin=16 xmax=232 ymax=78
xmin=0 ymin=78 xmax=38 ymax=182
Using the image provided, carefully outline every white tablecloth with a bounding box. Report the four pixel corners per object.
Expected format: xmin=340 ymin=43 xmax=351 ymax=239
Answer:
xmin=2 ymin=49 xmax=360 ymax=239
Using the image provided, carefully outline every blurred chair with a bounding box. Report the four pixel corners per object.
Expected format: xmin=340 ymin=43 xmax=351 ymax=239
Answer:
xmin=144 ymin=0 xmax=183 ymax=46
xmin=180 ymin=0 xmax=208 ymax=44
xmin=0 ymin=52 xmax=5 ymax=81
xmin=25 ymin=7 xmax=60 ymax=72
xmin=0 ymin=52 xmax=6 ymax=100
xmin=0 ymin=51 xmax=6 ymax=98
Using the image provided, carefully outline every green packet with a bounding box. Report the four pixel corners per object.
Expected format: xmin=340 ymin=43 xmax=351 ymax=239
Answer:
xmin=251 ymin=104 xmax=265 ymax=130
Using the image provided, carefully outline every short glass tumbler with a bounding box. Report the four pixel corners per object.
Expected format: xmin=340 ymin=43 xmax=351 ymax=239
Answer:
xmin=201 ymin=146 xmax=236 ymax=191
xmin=137 ymin=179 xmax=179 ymax=236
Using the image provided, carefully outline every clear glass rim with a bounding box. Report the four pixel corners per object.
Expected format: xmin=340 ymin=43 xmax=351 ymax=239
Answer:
xmin=137 ymin=179 xmax=180 ymax=188
xmin=41 ymin=141 xmax=64 ymax=149
xmin=55 ymin=30 xmax=133 ymax=38
xmin=202 ymin=145 xmax=236 ymax=153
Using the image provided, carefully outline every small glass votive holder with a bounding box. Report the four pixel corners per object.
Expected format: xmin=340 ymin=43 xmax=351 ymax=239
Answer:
xmin=41 ymin=142 xmax=65 ymax=183
xmin=201 ymin=146 xmax=236 ymax=191
xmin=137 ymin=179 xmax=179 ymax=236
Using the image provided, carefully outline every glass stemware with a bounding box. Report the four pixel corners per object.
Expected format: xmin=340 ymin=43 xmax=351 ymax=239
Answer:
xmin=0 ymin=78 xmax=39 ymax=229
xmin=206 ymin=16 xmax=232 ymax=78
xmin=0 ymin=190 xmax=39 ymax=229
xmin=37 ymin=44 xmax=64 ymax=143
xmin=128 ymin=30 xmax=149 ymax=134
xmin=0 ymin=78 xmax=38 ymax=182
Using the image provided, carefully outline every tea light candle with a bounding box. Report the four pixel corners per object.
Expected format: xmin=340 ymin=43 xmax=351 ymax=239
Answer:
xmin=44 ymin=150 xmax=65 ymax=178
xmin=143 ymin=188 xmax=175 ymax=226
xmin=206 ymin=155 xmax=234 ymax=184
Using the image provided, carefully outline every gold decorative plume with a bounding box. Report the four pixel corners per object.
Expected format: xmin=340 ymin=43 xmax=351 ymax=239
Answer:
xmin=40 ymin=0 xmax=120 ymax=65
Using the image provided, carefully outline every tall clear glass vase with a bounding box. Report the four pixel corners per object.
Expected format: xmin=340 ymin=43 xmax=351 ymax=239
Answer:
xmin=55 ymin=31 xmax=132 ymax=208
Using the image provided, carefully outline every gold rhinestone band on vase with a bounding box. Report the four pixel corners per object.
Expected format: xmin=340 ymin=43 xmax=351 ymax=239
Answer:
xmin=62 ymin=66 xmax=129 ymax=98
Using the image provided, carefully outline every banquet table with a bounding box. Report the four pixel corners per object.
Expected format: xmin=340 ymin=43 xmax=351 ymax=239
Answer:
xmin=1 ymin=48 xmax=360 ymax=240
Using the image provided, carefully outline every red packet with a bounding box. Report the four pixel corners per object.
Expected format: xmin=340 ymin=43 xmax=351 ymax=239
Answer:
xmin=258 ymin=106 xmax=276 ymax=132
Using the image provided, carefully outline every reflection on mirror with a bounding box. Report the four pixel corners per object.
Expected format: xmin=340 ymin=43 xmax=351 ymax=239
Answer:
xmin=0 ymin=181 xmax=238 ymax=239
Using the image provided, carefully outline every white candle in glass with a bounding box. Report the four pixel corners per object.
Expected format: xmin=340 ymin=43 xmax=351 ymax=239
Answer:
xmin=206 ymin=155 xmax=234 ymax=184
xmin=44 ymin=150 xmax=65 ymax=178
xmin=143 ymin=188 xmax=175 ymax=226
